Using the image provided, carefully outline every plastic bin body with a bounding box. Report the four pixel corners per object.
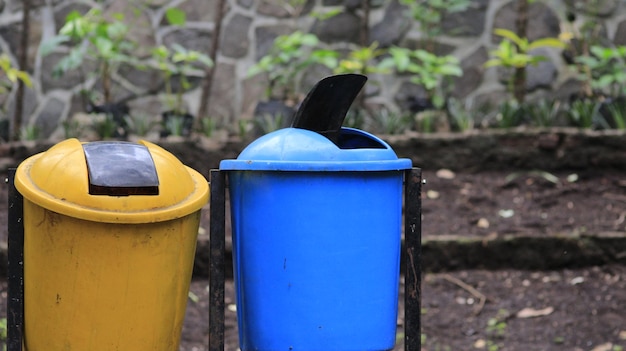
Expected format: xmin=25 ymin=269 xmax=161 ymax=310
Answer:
xmin=15 ymin=139 xmax=209 ymax=351
xmin=221 ymin=128 xmax=412 ymax=351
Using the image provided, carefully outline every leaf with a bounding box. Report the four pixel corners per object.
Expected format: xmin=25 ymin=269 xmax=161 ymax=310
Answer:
xmin=484 ymin=58 xmax=502 ymax=68
xmin=165 ymin=7 xmax=186 ymax=26
xmin=516 ymin=306 xmax=554 ymax=318
xmin=528 ymin=38 xmax=566 ymax=50
xmin=389 ymin=47 xmax=411 ymax=71
xmin=493 ymin=28 xmax=524 ymax=48
xmin=14 ymin=71 xmax=32 ymax=87
xmin=39 ymin=35 xmax=70 ymax=56
xmin=94 ymin=37 xmax=114 ymax=57
xmin=438 ymin=64 xmax=463 ymax=76
xmin=310 ymin=8 xmax=341 ymax=20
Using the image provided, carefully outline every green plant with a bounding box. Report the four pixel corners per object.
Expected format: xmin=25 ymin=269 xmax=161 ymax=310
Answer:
xmin=0 ymin=317 xmax=6 ymax=340
xmin=369 ymin=108 xmax=413 ymax=135
xmin=237 ymin=119 xmax=252 ymax=139
xmin=485 ymin=28 xmax=566 ymax=103
xmin=199 ymin=116 xmax=216 ymax=137
xmin=526 ymin=99 xmax=562 ymax=127
xmin=400 ymin=0 xmax=470 ymax=52
xmin=40 ymin=8 xmax=139 ymax=104
xmin=343 ymin=109 xmax=367 ymax=130
xmin=255 ymin=113 xmax=285 ymax=135
xmin=492 ymin=100 xmax=525 ymax=128
xmin=19 ymin=124 xmax=39 ymax=141
xmin=415 ymin=110 xmax=440 ymax=133
xmin=149 ymin=8 xmax=213 ymax=116
xmin=0 ymin=53 xmax=32 ymax=93
xmin=575 ymin=45 xmax=626 ymax=97
xmin=567 ymin=99 xmax=606 ymax=128
xmin=333 ymin=42 xmax=389 ymax=75
xmin=383 ymin=47 xmax=462 ymax=108
xmin=92 ymin=113 xmax=119 ymax=139
xmin=561 ymin=11 xmax=602 ymax=97
xmin=150 ymin=44 xmax=213 ymax=115
xmin=446 ymin=97 xmax=474 ymax=131
xmin=0 ymin=317 xmax=5 ymax=351
xmin=124 ymin=113 xmax=154 ymax=136
xmin=62 ymin=119 xmax=82 ymax=139
xmin=486 ymin=309 xmax=509 ymax=351
xmin=605 ymin=101 xmax=626 ymax=129
xmin=164 ymin=115 xmax=186 ymax=137
xmin=0 ymin=54 xmax=33 ymax=141
xmin=247 ymin=31 xmax=338 ymax=101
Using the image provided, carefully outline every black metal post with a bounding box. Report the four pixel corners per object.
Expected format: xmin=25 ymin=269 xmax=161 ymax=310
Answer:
xmin=405 ymin=168 xmax=422 ymax=351
xmin=209 ymin=170 xmax=226 ymax=351
xmin=7 ymin=169 xmax=24 ymax=351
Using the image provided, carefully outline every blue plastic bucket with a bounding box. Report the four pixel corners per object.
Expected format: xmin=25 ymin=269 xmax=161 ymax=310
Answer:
xmin=220 ymin=128 xmax=412 ymax=351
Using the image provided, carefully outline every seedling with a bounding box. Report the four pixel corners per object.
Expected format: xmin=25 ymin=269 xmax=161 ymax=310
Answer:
xmin=606 ymin=102 xmax=626 ymax=129
xmin=446 ymin=97 xmax=475 ymax=132
xmin=124 ymin=113 xmax=154 ymax=137
xmin=40 ymin=8 xmax=139 ymax=105
xmin=575 ymin=45 xmax=626 ymax=97
xmin=399 ymin=0 xmax=470 ymax=52
xmin=333 ymin=42 xmax=389 ymax=75
xmin=567 ymin=99 xmax=606 ymax=129
xmin=527 ymin=99 xmax=562 ymax=127
xmin=149 ymin=43 xmax=213 ymax=116
xmin=248 ymin=31 xmax=338 ymax=101
xmin=369 ymin=108 xmax=413 ymax=135
xmin=485 ymin=309 xmax=510 ymax=351
xmin=485 ymin=28 xmax=566 ymax=103
xmin=255 ymin=113 xmax=285 ymax=135
xmin=199 ymin=117 xmax=216 ymax=137
xmin=0 ymin=54 xmax=32 ymax=93
xmin=382 ymin=47 xmax=462 ymax=109
xmin=19 ymin=125 xmax=39 ymax=141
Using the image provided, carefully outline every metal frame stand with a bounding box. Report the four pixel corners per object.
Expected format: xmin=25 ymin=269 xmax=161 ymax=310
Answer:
xmin=208 ymin=168 xmax=422 ymax=351
xmin=404 ymin=168 xmax=422 ymax=351
xmin=209 ymin=170 xmax=226 ymax=351
xmin=7 ymin=169 xmax=24 ymax=351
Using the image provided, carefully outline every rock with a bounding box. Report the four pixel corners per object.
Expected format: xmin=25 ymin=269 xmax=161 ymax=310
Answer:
xmin=221 ymin=14 xmax=253 ymax=58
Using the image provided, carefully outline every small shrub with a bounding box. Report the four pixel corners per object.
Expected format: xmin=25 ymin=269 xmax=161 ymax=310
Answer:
xmin=446 ymin=98 xmax=475 ymax=132
xmin=124 ymin=113 xmax=154 ymax=137
xmin=492 ymin=100 xmax=526 ymax=128
xmin=566 ymin=99 xmax=605 ymax=128
xmin=255 ymin=113 xmax=285 ymax=135
xmin=92 ymin=113 xmax=120 ymax=139
xmin=526 ymin=99 xmax=562 ymax=127
xmin=62 ymin=119 xmax=82 ymax=139
xmin=199 ymin=117 xmax=216 ymax=137
xmin=369 ymin=108 xmax=413 ymax=135
xmin=20 ymin=125 xmax=39 ymax=141
xmin=164 ymin=115 xmax=186 ymax=137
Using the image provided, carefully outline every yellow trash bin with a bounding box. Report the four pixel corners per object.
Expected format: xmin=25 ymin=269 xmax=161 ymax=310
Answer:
xmin=15 ymin=138 xmax=209 ymax=351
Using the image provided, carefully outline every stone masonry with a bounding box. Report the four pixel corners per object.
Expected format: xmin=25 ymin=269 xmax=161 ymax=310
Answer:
xmin=0 ymin=0 xmax=625 ymax=140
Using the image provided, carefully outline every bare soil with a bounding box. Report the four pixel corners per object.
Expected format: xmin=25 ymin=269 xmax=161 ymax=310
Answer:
xmin=176 ymin=169 xmax=626 ymax=351
xmin=179 ymin=264 xmax=626 ymax=351
xmin=0 ymin=131 xmax=625 ymax=351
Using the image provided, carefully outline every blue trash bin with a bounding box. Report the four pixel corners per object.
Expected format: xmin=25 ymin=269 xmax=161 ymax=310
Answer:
xmin=220 ymin=127 xmax=412 ymax=351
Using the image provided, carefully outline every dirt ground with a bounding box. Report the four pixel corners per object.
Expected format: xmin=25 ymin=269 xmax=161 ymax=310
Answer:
xmin=1 ymin=150 xmax=625 ymax=350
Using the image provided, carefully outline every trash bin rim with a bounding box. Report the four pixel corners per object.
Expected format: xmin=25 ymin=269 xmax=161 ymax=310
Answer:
xmin=15 ymin=139 xmax=209 ymax=224
xmin=219 ymin=158 xmax=412 ymax=171
xmin=219 ymin=127 xmax=413 ymax=171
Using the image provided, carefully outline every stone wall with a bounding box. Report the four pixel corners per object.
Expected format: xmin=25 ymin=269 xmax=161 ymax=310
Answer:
xmin=1 ymin=0 xmax=625 ymax=140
